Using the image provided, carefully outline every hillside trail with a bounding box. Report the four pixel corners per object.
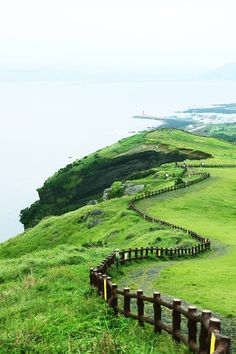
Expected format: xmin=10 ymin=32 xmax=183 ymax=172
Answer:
xmin=113 ymin=166 xmax=236 ymax=350
xmin=116 ymin=250 xmax=235 ymax=348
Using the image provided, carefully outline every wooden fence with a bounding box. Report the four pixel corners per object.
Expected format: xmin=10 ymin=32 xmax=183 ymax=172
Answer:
xmin=90 ymin=170 xmax=231 ymax=353
xmin=179 ymin=163 xmax=236 ymax=169
xmin=129 ymin=172 xmax=211 ymax=252
xmin=90 ymin=250 xmax=231 ymax=354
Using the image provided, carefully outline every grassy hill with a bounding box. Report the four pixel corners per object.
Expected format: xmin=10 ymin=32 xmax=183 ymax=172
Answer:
xmin=1 ymin=129 xmax=236 ymax=352
xmin=20 ymin=129 xmax=216 ymax=229
xmin=196 ymin=122 xmax=236 ymax=143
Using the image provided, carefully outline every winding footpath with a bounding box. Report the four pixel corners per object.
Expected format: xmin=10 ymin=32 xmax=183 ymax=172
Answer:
xmin=90 ymin=164 xmax=235 ymax=354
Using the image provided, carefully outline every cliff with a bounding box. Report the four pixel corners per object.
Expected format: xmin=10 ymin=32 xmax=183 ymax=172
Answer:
xmin=20 ymin=129 xmax=212 ymax=229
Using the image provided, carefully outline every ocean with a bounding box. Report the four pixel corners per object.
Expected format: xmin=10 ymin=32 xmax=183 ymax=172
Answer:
xmin=1 ymin=80 xmax=236 ymax=241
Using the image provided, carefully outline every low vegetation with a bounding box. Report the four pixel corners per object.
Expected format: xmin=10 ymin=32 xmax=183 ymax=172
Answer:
xmin=1 ymin=129 xmax=236 ymax=352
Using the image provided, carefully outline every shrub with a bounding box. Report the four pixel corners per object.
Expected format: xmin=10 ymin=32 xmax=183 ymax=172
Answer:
xmin=107 ymin=181 xmax=125 ymax=199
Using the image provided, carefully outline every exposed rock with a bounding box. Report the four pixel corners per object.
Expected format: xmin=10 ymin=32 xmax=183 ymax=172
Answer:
xmin=87 ymin=199 xmax=98 ymax=205
xmin=103 ymin=188 xmax=111 ymax=200
xmin=124 ymin=184 xmax=144 ymax=195
xmin=20 ymin=130 xmax=213 ymax=229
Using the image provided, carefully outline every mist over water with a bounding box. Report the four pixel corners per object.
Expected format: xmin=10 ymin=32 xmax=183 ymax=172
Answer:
xmin=1 ymin=80 xmax=236 ymax=242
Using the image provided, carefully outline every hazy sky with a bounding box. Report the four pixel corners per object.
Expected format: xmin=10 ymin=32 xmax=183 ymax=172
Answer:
xmin=0 ymin=0 xmax=236 ymax=77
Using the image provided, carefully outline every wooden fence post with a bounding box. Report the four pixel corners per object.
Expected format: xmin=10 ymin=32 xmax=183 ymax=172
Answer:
xmin=128 ymin=248 xmax=132 ymax=261
xmin=106 ymin=276 xmax=112 ymax=301
xmin=208 ymin=318 xmax=221 ymax=354
xmin=215 ymin=334 xmax=231 ymax=354
xmin=172 ymin=299 xmax=181 ymax=343
xmin=110 ymin=284 xmax=118 ymax=315
xmin=187 ymin=306 xmax=197 ymax=347
xmin=115 ymin=249 xmax=120 ymax=270
xmin=124 ymin=287 xmax=131 ymax=317
xmin=120 ymin=251 xmax=125 ymax=265
xmin=97 ymin=272 xmax=102 ymax=295
xmin=199 ymin=310 xmax=212 ymax=353
xmin=153 ymin=292 xmax=162 ymax=333
xmin=137 ymin=290 xmax=144 ymax=326
xmin=90 ymin=268 xmax=94 ymax=286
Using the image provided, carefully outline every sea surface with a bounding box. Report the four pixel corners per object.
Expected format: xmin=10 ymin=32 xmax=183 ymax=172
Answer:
xmin=1 ymin=80 xmax=236 ymax=242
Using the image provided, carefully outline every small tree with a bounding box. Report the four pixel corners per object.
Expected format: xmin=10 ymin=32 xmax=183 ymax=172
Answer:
xmin=108 ymin=181 xmax=125 ymax=199
xmin=174 ymin=177 xmax=185 ymax=186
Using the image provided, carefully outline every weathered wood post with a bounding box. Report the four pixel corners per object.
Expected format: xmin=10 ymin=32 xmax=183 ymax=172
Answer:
xmin=97 ymin=272 xmax=102 ymax=295
xmin=115 ymin=249 xmax=120 ymax=270
xmin=172 ymin=299 xmax=181 ymax=343
xmin=90 ymin=268 xmax=94 ymax=286
xmin=140 ymin=247 xmax=144 ymax=258
xmin=92 ymin=268 xmax=98 ymax=288
xmin=153 ymin=292 xmax=162 ymax=333
xmin=150 ymin=246 xmax=154 ymax=255
xmin=187 ymin=306 xmax=197 ymax=347
xmin=135 ymin=247 xmax=138 ymax=259
xmin=215 ymin=334 xmax=231 ymax=354
xmin=145 ymin=247 xmax=149 ymax=257
xmin=128 ymin=248 xmax=132 ymax=261
xmin=120 ymin=250 xmax=125 ymax=265
xmin=106 ymin=276 xmax=112 ymax=301
xmin=124 ymin=287 xmax=131 ymax=317
xmin=208 ymin=318 xmax=221 ymax=354
xmin=199 ymin=310 xmax=212 ymax=353
xmin=110 ymin=284 xmax=118 ymax=315
xmin=137 ymin=290 xmax=144 ymax=326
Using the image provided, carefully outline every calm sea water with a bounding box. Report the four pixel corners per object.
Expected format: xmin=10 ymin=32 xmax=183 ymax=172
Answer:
xmin=1 ymin=80 xmax=236 ymax=242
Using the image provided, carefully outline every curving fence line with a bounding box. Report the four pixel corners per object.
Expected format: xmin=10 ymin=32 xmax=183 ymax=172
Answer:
xmin=128 ymin=172 xmax=211 ymax=255
xmin=179 ymin=163 xmax=236 ymax=169
xmin=90 ymin=170 xmax=232 ymax=353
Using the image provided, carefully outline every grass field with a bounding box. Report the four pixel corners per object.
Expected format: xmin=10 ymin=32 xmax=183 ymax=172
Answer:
xmin=0 ymin=245 xmax=193 ymax=354
xmin=1 ymin=130 xmax=236 ymax=353
xmin=134 ymin=167 xmax=236 ymax=317
xmin=0 ymin=166 xmax=194 ymax=353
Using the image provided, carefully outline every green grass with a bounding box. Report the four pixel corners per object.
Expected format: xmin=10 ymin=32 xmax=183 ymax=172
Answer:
xmin=2 ymin=130 xmax=236 ymax=352
xmin=0 ymin=167 xmax=194 ymax=260
xmin=198 ymin=122 xmax=236 ymax=143
xmin=0 ymin=245 xmax=190 ymax=353
xmin=20 ymin=128 xmax=236 ymax=229
xmin=135 ymin=168 xmax=236 ymax=317
xmin=0 ymin=168 xmax=197 ymax=353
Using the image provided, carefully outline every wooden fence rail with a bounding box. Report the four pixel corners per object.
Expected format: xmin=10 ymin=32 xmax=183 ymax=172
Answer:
xmin=90 ymin=249 xmax=231 ymax=354
xmin=129 ymin=172 xmax=211 ymax=250
xmin=179 ymin=163 xmax=236 ymax=169
xmin=90 ymin=170 xmax=232 ymax=353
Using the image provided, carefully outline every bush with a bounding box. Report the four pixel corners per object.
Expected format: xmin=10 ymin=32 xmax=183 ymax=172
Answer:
xmin=107 ymin=181 xmax=125 ymax=199
xmin=174 ymin=177 xmax=185 ymax=186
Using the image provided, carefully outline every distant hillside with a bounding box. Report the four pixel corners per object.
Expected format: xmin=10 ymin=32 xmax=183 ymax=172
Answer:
xmin=194 ymin=122 xmax=236 ymax=143
xmin=204 ymin=62 xmax=236 ymax=80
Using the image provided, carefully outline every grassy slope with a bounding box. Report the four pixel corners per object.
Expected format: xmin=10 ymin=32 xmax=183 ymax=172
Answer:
xmin=0 ymin=167 xmax=193 ymax=260
xmin=0 ymin=164 xmax=193 ymax=353
xmin=0 ymin=246 xmax=189 ymax=354
xmin=20 ymin=128 xmax=235 ymax=228
xmin=136 ymin=167 xmax=236 ymax=317
xmin=1 ymin=130 xmax=236 ymax=353
xmin=145 ymin=129 xmax=236 ymax=163
xmin=197 ymin=122 xmax=236 ymax=143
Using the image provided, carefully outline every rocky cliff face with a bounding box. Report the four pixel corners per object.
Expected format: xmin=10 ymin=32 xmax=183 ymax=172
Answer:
xmin=20 ymin=131 xmax=212 ymax=229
